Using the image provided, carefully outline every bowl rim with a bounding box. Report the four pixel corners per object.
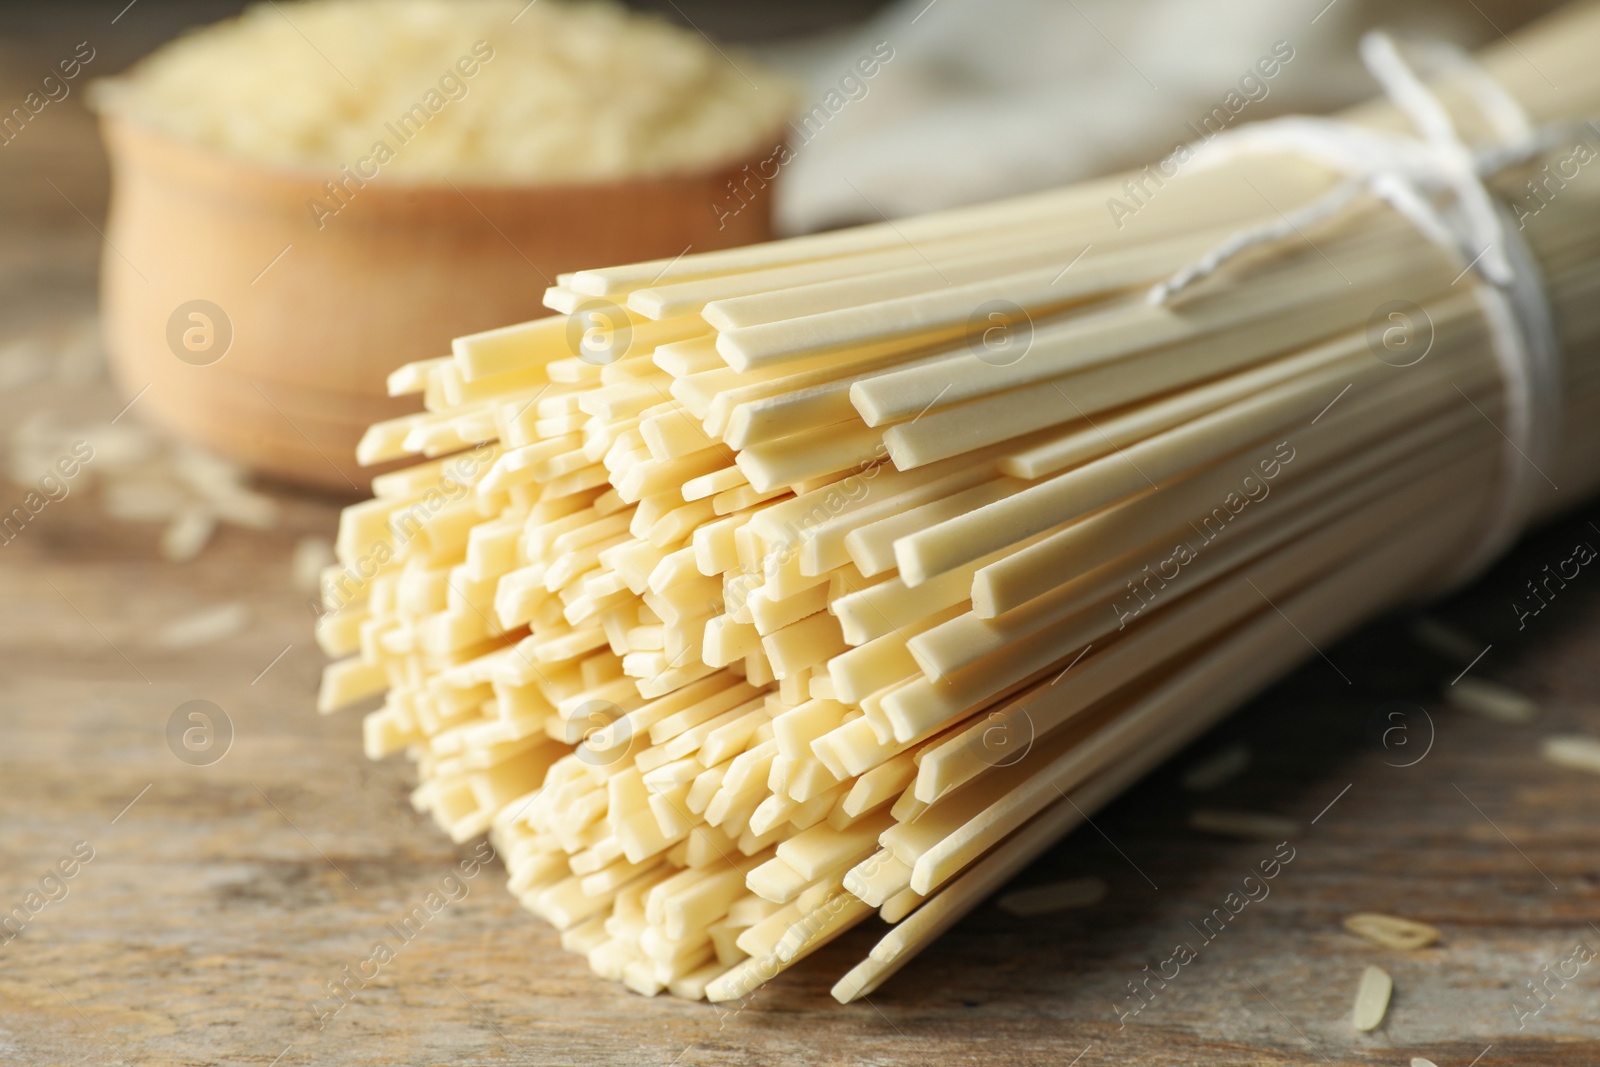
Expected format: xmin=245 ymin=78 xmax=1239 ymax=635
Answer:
xmin=94 ymin=94 xmax=793 ymax=199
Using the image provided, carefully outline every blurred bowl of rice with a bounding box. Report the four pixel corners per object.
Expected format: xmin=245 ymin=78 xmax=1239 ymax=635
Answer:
xmin=91 ymin=0 xmax=793 ymax=492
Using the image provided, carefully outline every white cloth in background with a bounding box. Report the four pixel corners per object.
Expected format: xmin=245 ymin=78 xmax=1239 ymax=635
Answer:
xmin=759 ymin=0 xmax=1559 ymax=234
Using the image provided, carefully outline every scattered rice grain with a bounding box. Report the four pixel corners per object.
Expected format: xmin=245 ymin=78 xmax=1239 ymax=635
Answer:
xmin=1541 ymin=734 xmax=1600 ymax=776
xmin=160 ymin=508 xmax=217 ymax=562
xmin=104 ymin=481 xmax=189 ymax=522
xmin=1351 ymin=964 xmax=1392 ymax=1031
xmin=293 ymin=536 xmax=336 ymax=593
xmin=157 ymin=602 xmax=251 ymax=649
xmin=996 ymin=876 xmax=1108 ymax=917
xmin=205 ymin=488 xmax=278 ymax=529
xmin=1342 ymin=912 xmax=1440 ymax=950
xmin=8 ymin=414 xmax=277 ymax=556
xmin=1446 ymin=677 xmax=1537 ymax=723
xmin=1181 ymin=744 xmax=1251 ymax=791
xmin=1408 ymin=616 xmax=1482 ymax=662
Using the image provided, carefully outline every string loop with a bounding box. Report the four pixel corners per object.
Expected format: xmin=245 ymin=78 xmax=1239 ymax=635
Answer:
xmin=1151 ymin=31 xmax=1569 ymax=588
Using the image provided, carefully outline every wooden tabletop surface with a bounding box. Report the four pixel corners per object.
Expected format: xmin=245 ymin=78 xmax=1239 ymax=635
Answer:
xmin=4 ymin=5 xmax=1600 ymax=1066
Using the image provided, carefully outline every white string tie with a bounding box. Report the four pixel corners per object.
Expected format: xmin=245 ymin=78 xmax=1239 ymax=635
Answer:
xmin=1152 ymin=31 xmax=1572 ymax=587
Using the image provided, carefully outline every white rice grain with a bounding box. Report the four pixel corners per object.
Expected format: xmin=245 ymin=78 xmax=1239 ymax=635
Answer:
xmin=1542 ymin=734 xmax=1600 ymax=776
xmin=996 ymin=876 xmax=1108 ymax=917
xmin=293 ymin=536 xmax=337 ymax=593
xmin=160 ymin=508 xmax=217 ymax=562
xmin=1408 ymin=616 xmax=1482 ymax=662
xmin=157 ymin=602 xmax=251 ymax=649
xmin=1343 ymin=912 xmax=1441 ymax=951
xmin=1180 ymin=744 xmax=1251 ymax=791
xmin=1352 ymin=964 xmax=1392 ymax=1031
xmin=1447 ymin=677 xmax=1537 ymax=723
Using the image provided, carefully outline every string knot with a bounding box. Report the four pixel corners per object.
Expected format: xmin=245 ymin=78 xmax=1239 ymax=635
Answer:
xmin=1151 ymin=30 xmax=1568 ymax=589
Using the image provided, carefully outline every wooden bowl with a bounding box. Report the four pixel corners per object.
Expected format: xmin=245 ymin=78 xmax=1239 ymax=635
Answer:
xmin=97 ymin=113 xmax=779 ymax=493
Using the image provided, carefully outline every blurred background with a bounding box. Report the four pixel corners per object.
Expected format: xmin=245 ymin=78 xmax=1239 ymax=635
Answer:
xmin=2 ymin=0 xmax=1568 ymax=494
xmin=4 ymin=3 xmax=1598 ymax=1065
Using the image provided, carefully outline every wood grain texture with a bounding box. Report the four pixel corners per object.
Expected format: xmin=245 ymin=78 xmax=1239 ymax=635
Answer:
xmin=3 ymin=6 xmax=1600 ymax=1065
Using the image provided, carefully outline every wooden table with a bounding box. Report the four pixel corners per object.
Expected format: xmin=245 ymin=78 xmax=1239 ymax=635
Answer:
xmin=4 ymin=5 xmax=1600 ymax=1065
